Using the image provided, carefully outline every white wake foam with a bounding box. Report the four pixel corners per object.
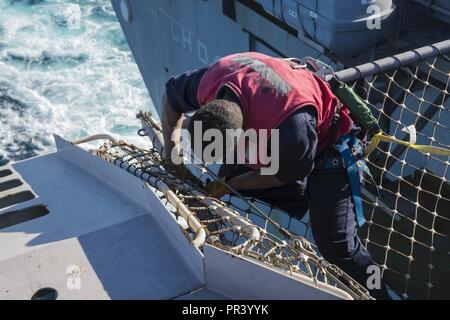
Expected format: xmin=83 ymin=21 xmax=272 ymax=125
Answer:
xmin=0 ymin=0 xmax=155 ymax=164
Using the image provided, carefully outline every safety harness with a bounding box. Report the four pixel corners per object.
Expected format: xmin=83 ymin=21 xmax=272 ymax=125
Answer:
xmin=303 ymin=57 xmax=450 ymax=227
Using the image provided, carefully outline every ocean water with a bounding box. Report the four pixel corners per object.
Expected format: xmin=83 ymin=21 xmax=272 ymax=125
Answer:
xmin=0 ymin=0 xmax=155 ymax=166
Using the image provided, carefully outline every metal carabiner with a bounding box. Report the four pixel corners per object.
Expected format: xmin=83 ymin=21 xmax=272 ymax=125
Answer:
xmin=303 ymin=56 xmax=335 ymax=80
xmin=283 ymin=57 xmax=308 ymax=70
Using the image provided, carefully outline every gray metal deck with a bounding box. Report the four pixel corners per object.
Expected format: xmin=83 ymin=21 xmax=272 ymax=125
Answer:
xmin=0 ymin=136 xmax=205 ymax=299
xmin=0 ymin=136 xmax=351 ymax=300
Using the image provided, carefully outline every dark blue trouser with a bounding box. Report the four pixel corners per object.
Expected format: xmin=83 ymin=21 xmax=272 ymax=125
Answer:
xmin=218 ymin=162 xmax=389 ymax=300
xmin=307 ymin=165 xmax=389 ymax=300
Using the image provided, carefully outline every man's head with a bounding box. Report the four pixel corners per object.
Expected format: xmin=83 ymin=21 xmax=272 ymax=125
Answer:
xmin=187 ymin=99 xmax=243 ymax=162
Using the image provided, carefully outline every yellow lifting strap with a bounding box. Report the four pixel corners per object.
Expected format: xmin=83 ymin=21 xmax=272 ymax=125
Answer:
xmin=365 ymin=131 xmax=450 ymax=157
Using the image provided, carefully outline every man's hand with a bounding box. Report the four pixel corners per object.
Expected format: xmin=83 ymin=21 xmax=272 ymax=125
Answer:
xmin=163 ymin=158 xmax=203 ymax=186
xmin=226 ymin=171 xmax=285 ymax=190
xmin=204 ymin=169 xmax=286 ymax=199
xmin=205 ymin=180 xmax=232 ymax=199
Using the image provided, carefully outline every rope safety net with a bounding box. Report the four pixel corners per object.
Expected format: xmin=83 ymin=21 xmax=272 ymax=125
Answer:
xmin=334 ymin=41 xmax=450 ymax=300
xmin=93 ymin=117 xmax=371 ymax=300
xmin=92 ymin=41 xmax=449 ymax=300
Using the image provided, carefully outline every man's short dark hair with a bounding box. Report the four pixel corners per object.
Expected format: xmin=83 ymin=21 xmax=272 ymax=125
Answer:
xmin=188 ymin=99 xmax=243 ymax=157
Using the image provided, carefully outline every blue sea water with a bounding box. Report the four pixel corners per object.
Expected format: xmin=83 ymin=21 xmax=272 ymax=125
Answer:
xmin=0 ymin=0 xmax=155 ymax=165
